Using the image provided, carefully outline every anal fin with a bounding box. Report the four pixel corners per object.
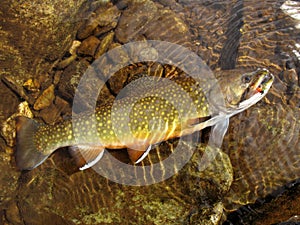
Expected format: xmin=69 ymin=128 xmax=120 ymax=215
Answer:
xmin=69 ymin=145 xmax=105 ymax=170
xmin=127 ymin=145 xmax=152 ymax=164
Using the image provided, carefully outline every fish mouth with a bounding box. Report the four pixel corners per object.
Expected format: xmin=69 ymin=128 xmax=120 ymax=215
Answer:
xmin=241 ymin=68 xmax=274 ymax=101
xmin=250 ymin=68 xmax=274 ymax=94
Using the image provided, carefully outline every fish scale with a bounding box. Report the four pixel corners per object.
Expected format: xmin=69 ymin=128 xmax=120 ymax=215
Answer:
xmin=15 ymin=68 xmax=274 ymax=171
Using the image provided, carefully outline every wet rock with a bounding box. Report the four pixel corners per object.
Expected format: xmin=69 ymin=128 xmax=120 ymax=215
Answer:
xmin=33 ymin=84 xmax=55 ymax=110
xmin=285 ymin=215 xmax=300 ymax=222
xmin=222 ymin=103 xmax=300 ymax=211
xmin=69 ymin=40 xmax=82 ymax=56
xmin=143 ymin=9 xmax=191 ymax=46
xmin=57 ymin=58 xmax=113 ymax=113
xmin=23 ymin=78 xmax=40 ymax=92
xmin=0 ymin=80 xmax=20 ymax=122
xmin=0 ymin=0 xmax=89 ymax=84
xmin=58 ymin=59 xmax=90 ymax=102
xmin=106 ymin=43 xmax=131 ymax=67
xmin=77 ymin=36 xmax=101 ymax=57
xmin=15 ymin=141 xmax=233 ymax=225
xmin=1 ymin=118 xmax=18 ymax=147
xmin=225 ymin=182 xmax=300 ymax=224
xmin=77 ymin=4 xmax=120 ymax=40
xmin=56 ymin=41 xmax=81 ymax=69
xmin=5 ymin=201 xmax=22 ymax=225
xmin=115 ymin=0 xmax=158 ymax=43
xmin=53 ymin=71 xmax=62 ymax=86
xmin=56 ymin=55 xmax=78 ymax=70
xmin=93 ymin=4 xmax=120 ymax=28
xmin=1 ymin=75 xmax=29 ymax=103
xmin=1 ymin=1 xmax=299 ymax=224
xmin=1 ymin=102 xmax=33 ymax=147
xmin=55 ymin=96 xmax=71 ymax=117
xmin=95 ymin=31 xmax=114 ymax=59
xmin=38 ymin=96 xmax=71 ymax=125
xmin=39 ymin=103 xmax=62 ymax=125
xmin=0 ymin=137 xmax=20 ymax=208
xmin=107 ymin=68 xmax=129 ymax=95
xmin=115 ymin=0 xmax=191 ymax=52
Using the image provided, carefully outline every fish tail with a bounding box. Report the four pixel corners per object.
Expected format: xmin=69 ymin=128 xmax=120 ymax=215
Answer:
xmin=15 ymin=117 xmax=49 ymax=170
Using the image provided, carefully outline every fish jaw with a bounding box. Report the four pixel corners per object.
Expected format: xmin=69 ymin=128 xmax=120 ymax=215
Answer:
xmin=219 ymin=68 xmax=274 ymax=115
xmin=237 ymin=69 xmax=274 ymax=111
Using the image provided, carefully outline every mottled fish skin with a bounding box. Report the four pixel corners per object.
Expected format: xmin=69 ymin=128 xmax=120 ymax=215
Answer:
xmin=15 ymin=69 xmax=274 ymax=170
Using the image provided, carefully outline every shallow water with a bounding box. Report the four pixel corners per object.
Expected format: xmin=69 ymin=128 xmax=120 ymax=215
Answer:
xmin=0 ymin=0 xmax=299 ymax=224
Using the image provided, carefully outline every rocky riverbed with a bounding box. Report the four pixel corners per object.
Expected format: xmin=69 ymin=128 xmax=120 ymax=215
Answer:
xmin=0 ymin=0 xmax=299 ymax=224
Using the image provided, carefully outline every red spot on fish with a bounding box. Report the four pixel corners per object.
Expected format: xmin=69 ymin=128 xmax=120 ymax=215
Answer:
xmin=256 ymin=87 xmax=263 ymax=94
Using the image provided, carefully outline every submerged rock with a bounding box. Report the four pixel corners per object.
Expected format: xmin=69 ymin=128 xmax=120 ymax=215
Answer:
xmin=33 ymin=84 xmax=55 ymax=111
xmin=15 ymin=141 xmax=233 ymax=225
xmin=0 ymin=0 xmax=89 ymax=84
xmin=0 ymin=0 xmax=299 ymax=224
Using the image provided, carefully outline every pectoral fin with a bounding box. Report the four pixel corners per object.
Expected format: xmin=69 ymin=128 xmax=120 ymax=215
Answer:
xmin=127 ymin=145 xmax=152 ymax=164
xmin=69 ymin=145 xmax=105 ymax=170
xmin=186 ymin=117 xmax=210 ymax=126
xmin=209 ymin=117 xmax=229 ymax=148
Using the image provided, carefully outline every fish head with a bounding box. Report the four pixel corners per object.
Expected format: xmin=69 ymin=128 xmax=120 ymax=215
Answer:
xmin=219 ymin=68 xmax=274 ymax=110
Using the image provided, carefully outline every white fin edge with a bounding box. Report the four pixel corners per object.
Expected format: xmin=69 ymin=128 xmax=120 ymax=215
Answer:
xmin=135 ymin=145 xmax=152 ymax=164
xmin=209 ymin=117 xmax=230 ymax=148
xmin=79 ymin=150 xmax=105 ymax=170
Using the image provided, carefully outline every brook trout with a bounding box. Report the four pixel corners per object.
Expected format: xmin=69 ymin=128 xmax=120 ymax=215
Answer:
xmin=16 ymin=69 xmax=274 ymax=170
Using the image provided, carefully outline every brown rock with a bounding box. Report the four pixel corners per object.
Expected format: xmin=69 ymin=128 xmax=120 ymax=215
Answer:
xmin=1 ymin=101 xmax=33 ymax=147
xmin=39 ymin=103 xmax=61 ymax=125
xmin=115 ymin=0 xmax=158 ymax=43
xmin=55 ymin=54 xmax=77 ymax=70
xmin=57 ymin=59 xmax=90 ymax=102
xmin=33 ymin=84 xmax=55 ymax=110
xmin=55 ymin=96 xmax=71 ymax=117
xmin=23 ymin=78 xmax=40 ymax=92
xmin=0 ymin=0 xmax=89 ymax=84
xmin=114 ymin=1 xmax=191 ymax=50
xmin=38 ymin=96 xmax=70 ymax=124
xmin=106 ymin=43 xmax=131 ymax=67
xmin=77 ymin=4 xmax=120 ymax=40
xmin=5 ymin=201 xmax=22 ymax=225
xmin=95 ymin=32 xmax=114 ymax=59
xmin=77 ymin=36 xmax=101 ymax=57
xmin=143 ymin=9 xmax=191 ymax=46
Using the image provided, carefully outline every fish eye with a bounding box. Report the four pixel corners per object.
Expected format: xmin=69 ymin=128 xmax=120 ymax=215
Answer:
xmin=241 ymin=74 xmax=252 ymax=83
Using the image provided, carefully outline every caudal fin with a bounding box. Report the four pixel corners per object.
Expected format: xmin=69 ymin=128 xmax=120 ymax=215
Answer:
xmin=15 ymin=117 xmax=49 ymax=170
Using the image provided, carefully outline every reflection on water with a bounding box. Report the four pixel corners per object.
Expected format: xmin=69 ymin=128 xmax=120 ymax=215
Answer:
xmin=0 ymin=0 xmax=299 ymax=224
